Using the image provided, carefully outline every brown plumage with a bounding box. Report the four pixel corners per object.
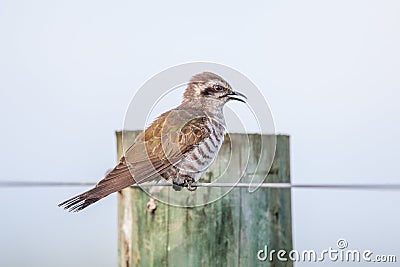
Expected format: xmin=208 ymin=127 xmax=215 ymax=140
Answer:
xmin=58 ymin=72 xmax=246 ymax=212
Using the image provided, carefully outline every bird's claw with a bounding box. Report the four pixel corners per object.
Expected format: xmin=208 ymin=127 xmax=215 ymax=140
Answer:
xmin=184 ymin=178 xmax=197 ymax=191
xmin=172 ymin=181 xmax=184 ymax=191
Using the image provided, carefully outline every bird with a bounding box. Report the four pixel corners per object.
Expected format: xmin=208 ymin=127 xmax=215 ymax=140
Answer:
xmin=58 ymin=72 xmax=247 ymax=212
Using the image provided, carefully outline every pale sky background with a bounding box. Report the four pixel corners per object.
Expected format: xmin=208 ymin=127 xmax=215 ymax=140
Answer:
xmin=0 ymin=0 xmax=399 ymax=266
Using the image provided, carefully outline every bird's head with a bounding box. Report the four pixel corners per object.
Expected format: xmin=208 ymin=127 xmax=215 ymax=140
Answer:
xmin=183 ymin=72 xmax=247 ymax=106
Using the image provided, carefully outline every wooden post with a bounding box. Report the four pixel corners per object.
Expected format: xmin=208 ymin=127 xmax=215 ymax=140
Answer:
xmin=117 ymin=131 xmax=292 ymax=267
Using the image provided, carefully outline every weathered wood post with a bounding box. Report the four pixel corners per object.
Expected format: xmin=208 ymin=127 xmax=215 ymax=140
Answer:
xmin=117 ymin=131 xmax=292 ymax=267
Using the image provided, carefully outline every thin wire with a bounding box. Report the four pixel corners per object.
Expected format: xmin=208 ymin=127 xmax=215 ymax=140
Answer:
xmin=1 ymin=181 xmax=400 ymax=190
xmin=0 ymin=181 xmax=97 ymax=187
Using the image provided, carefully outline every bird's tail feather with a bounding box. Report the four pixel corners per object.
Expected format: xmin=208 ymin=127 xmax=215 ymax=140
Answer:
xmin=58 ymin=161 xmax=134 ymax=212
xmin=58 ymin=189 xmax=106 ymax=212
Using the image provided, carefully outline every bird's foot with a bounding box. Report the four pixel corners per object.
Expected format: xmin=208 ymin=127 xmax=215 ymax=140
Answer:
xmin=184 ymin=178 xmax=197 ymax=191
xmin=172 ymin=183 xmax=184 ymax=191
xmin=172 ymin=179 xmax=184 ymax=191
xmin=172 ymin=177 xmax=197 ymax=191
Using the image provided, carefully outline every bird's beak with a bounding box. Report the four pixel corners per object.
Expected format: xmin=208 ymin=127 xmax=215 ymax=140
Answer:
xmin=227 ymin=91 xmax=247 ymax=103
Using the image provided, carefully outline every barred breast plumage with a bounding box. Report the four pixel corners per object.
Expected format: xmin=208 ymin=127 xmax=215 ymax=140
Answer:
xmin=177 ymin=117 xmax=226 ymax=180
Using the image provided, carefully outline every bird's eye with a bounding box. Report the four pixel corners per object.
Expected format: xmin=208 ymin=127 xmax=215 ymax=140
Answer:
xmin=213 ymin=84 xmax=224 ymax=91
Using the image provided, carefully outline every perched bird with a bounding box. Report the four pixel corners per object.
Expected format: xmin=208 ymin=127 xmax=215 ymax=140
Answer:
xmin=59 ymin=72 xmax=247 ymax=212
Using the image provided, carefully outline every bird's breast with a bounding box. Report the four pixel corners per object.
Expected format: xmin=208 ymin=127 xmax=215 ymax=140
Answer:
xmin=178 ymin=122 xmax=226 ymax=174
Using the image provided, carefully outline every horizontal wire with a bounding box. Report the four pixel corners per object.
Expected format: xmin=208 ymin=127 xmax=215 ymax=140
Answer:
xmin=0 ymin=181 xmax=400 ymax=190
xmin=0 ymin=181 xmax=97 ymax=187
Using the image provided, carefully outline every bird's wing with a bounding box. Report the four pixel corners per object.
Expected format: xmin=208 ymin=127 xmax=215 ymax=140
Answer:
xmin=125 ymin=109 xmax=215 ymax=180
xmin=59 ymin=109 xmax=214 ymax=212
